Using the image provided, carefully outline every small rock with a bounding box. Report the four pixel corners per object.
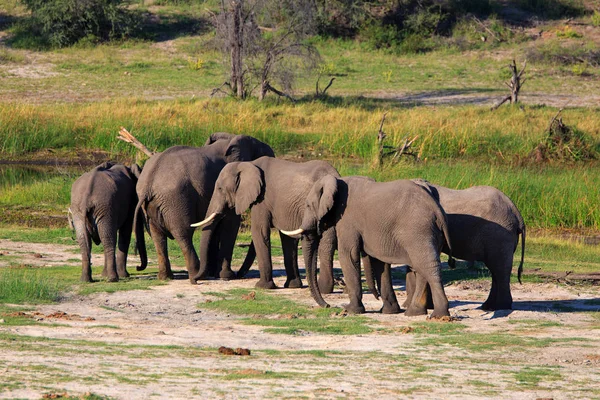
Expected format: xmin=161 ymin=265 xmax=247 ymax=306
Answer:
xmin=33 ymin=253 xmax=43 ymax=258
xmin=0 ymin=319 xmax=5 ymax=324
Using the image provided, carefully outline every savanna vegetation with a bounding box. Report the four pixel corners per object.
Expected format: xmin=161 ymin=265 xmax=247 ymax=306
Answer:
xmin=0 ymin=1 xmax=600 ymax=397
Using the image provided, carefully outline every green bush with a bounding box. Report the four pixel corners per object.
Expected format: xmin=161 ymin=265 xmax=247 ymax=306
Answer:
xmin=19 ymin=0 xmax=140 ymax=48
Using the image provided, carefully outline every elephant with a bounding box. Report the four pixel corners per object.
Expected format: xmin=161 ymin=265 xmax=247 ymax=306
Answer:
xmin=69 ymin=162 xmax=147 ymax=283
xmin=191 ymin=157 xmax=339 ymax=291
xmin=405 ymin=180 xmax=526 ymax=311
xmin=133 ymin=133 xmax=274 ymax=284
xmin=282 ymin=175 xmax=452 ymax=318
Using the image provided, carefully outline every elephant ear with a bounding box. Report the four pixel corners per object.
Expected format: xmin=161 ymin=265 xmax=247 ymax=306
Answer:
xmin=307 ymin=174 xmax=338 ymax=222
xmin=226 ymin=135 xmax=275 ymax=162
xmin=234 ymin=163 xmax=264 ymax=215
xmin=204 ymin=132 xmax=236 ymax=146
xmin=129 ymin=164 xmax=143 ymax=179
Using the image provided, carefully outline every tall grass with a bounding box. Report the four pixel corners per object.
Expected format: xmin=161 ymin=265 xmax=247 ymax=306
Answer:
xmin=1 ymin=99 xmax=599 ymax=161
xmin=336 ymin=161 xmax=600 ymax=229
xmin=0 ymin=268 xmax=61 ymax=304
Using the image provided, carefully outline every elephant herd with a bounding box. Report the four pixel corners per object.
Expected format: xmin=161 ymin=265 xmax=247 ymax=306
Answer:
xmin=70 ymin=132 xmax=526 ymax=317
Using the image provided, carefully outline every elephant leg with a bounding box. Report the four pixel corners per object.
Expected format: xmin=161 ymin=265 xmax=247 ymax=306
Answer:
xmin=74 ymin=217 xmax=93 ymax=283
xmin=402 ymin=268 xmax=415 ymax=309
xmin=280 ymin=232 xmax=302 ymax=289
xmin=173 ymin=230 xmax=200 ymax=284
xmin=418 ymin=260 xmax=450 ymax=318
xmin=116 ymin=217 xmax=133 ymax=279
xmin=150 ymin=222 xmax=173 ymax=280
xmin=371 ymin=258 xmax=400 ymax=314
xmin=196 ymin=224 xmax=219 ymax=280
xmin=482 ymin=255 xmax=513 ymax=310
xmin=251 ymin=210 xmax=276 ymax=289
xmin=405 ymin=272 xmax=429 ymax=317
xmin=217 ymin=213 xmax=241 ymax=280
xmin=98 ymin=219 xmax=118 ymax=282
xmin=338 ymin=239 xmax=365 ymax=314
xmin=317 ymin=227 xmax=336 ymax=294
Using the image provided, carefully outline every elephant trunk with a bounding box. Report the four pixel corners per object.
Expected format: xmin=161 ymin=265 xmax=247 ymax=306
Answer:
xmin=302 ymin=233 xmax=329 ymax=308
xmin=236 ymin=241 xmax=256 ymax=278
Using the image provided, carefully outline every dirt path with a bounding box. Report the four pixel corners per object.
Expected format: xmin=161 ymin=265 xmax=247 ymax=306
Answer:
xmin=1 ymin=239 xmax=600 ymax=399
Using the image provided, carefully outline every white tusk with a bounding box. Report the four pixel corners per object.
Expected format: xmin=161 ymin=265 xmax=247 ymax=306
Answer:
xmin=191 ymin=212 xmax=217 ymax=228
xmin=280 ymin=228 xmax=304 ymax=237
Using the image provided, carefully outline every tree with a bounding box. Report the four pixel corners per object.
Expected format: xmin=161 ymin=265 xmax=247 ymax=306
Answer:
xmin=20 ymin=0 xmax=138 ymax=48
xmin=213 ymin=0 xmax=319 ymax=101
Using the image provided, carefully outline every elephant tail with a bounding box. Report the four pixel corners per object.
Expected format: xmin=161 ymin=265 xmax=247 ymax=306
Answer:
xmin=132 ymin=197 xmax=148 ymax=271
xmin=518 ymin=224 xmax=526 ymax=284
xmin=434 ymin=206 xmax=453 ymax=267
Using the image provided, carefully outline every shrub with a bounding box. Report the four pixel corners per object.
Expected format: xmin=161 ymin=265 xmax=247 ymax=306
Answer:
xmin=591 ymin=10 xmax=600 ymax=27
xmin=19 ymin=0 xmax=140 ymax=48
xmin=513 ymin=0 xmax=586 ymax=19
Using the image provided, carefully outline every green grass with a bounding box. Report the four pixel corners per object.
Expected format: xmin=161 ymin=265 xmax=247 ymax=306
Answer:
xmin=200 ymin=288 xmax=373 ymax=335
xmin=0 ymin=267 xmax=61 ymax=304
xmin=514 ymin=366 xmax=562 ymax=388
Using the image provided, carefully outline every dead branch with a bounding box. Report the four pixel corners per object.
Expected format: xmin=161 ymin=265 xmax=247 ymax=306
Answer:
xmin=117 ymin=128 xmax=155 ymax=158
xmin=472 ymin=16 xmax=499 ymax=42
xmin=491 ymin=59 xmax=526 ymax=110
xmin=210 ymin=81 xmax=234 ymax=98
xmin=391 ymin=135 xmax=420 ymax=160
xmin=490 ymin=95 xmax=511 ymax=111
xmin=315 ymin=73 xmax=335 ymax=97
xmin=547 ymin=107 xmax=565 ymax=135
xmin=264 ymin=82 xmax=296 ymax=103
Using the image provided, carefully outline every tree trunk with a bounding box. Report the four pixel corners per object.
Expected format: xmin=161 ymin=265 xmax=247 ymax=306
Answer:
xmin=230 ymin=0 xmax=245 ymax=99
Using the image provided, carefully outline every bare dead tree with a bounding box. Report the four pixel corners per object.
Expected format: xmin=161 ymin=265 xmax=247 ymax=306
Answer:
xmin=491 ymin=59 xmax=527 ymax=111
xmin=374 ymin=113 xmax=419 ymax=167
xmin=212 ymin=0 xmax=319 ymax=101
xmin=117 ymin=127 xmax=154 ymax=158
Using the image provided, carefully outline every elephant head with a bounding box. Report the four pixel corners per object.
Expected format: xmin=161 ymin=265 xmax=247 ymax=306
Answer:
xmin=205 ymin=132 xmax=275 ymax=163
xmin=191 ymin=162 xmax=264 ymax=229
xmin=281 ymin=174 xmax=338 ymax=238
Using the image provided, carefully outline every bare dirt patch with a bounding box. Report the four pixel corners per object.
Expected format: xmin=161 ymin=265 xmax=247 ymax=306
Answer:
xmin=1 ymin=239 xmax=600 ymax=399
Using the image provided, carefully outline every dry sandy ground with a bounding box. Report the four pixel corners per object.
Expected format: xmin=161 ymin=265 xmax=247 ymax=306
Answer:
xmin=1 ymin=239 xmax=600 ymax=399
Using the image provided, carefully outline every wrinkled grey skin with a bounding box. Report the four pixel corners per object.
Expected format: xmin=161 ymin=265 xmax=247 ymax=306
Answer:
xmin=405 ymin=180 xmax=526 ymax=311
xmin=287 ymin=176 xmax=452 ymax=317
xmin=134 ymin=133 xmax=274 ymax=283
xmin=194 ymin=157 xmax=339 ymax=290
xmin=69 ymin=162 xmax=147 ymax=282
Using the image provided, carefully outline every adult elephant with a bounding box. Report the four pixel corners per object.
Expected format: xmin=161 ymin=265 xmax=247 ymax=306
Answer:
xmin=282 ymin=176 xmax=452 ymax=318
xmin=191 ymin=157 xmax=339 ymax=291
xmin=134 ymin=133 xmax=274 ymax=284
xmin=406 ymin=180 xmax=526 ymax=311
xmin=69 ymin=162 xmax=147 ymax=282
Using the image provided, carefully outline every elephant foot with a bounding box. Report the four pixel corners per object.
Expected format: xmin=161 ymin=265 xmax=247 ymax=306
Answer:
xmin=157 ymin=271 xmax=175 ymax=280
xmin=193 ymin=271 xmax=210 ymax=281
xmin=255 ymin=279 xmax=277 ymax=289
xmin=318 ymin=279 xmax=334 ymax=294
xmin=481 ymin=299 xmax=513 ymax=311
xmin=106 ymin=275 xmax=119 ymax=283
xmin=118 ymin=271 xmax=130 ymax=279
xmin=343 ymin=302 xmax=366 ymax=314
xmin=101 ymin=268 xmax=108 ymax=277
xmin=381 ymin=302 xmax=402 ymax=314
xmin=284 ymin=278 xmax=303 ymax=289
xmin=429 ymin=309 xmax=451 ymax=319
xmin=80 ymin=275 xmax=93 ymax=283
xmin=404 ymin=305 xmax=428 ymax=317
xmin=220 ymin=269 xmax=237 ymax=281
xmin=401 ymin=298 xmax=411 ymax=309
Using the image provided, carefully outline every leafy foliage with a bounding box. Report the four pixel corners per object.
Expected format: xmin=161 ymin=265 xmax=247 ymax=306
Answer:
xmin=19 ymin=0 xmax=140 ymax=48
